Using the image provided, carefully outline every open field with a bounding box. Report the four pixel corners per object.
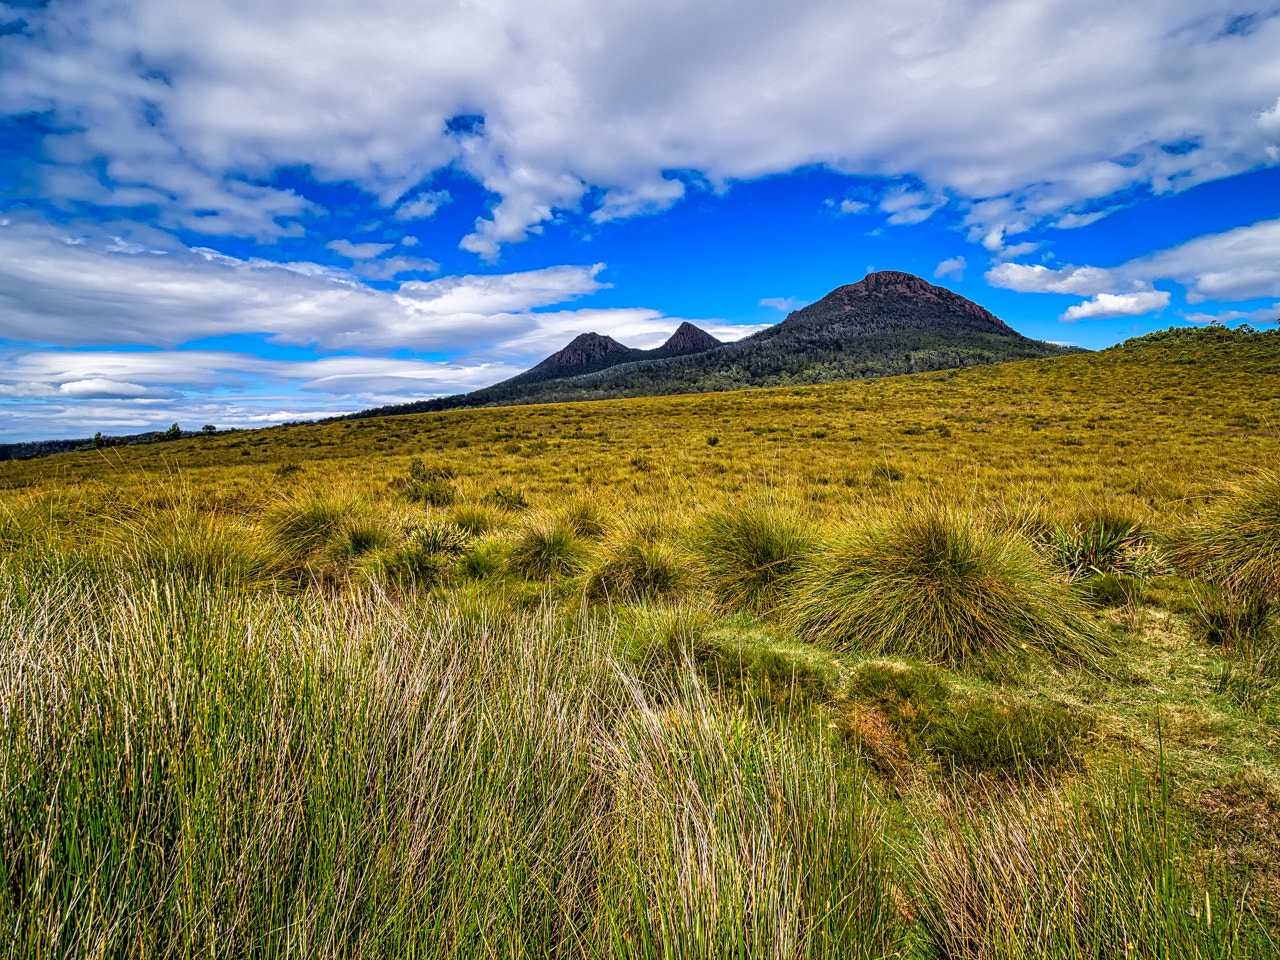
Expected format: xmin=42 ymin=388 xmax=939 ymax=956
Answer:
xmin=2 ymin=326 xmax=1279 ymax=957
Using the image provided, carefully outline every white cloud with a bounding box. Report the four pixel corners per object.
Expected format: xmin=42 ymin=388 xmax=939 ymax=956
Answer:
xmin=1182 ymin=303 xmax=1280 ymax=325
xmin=987 ymin=216 xmax=1280 ymax=317
xmin=879 ymin=186 xmax=946 ymax=226
xmin=1061 ymin=288 xmax=1170 ymax=321
xmin=1130 ymin=217 xmax=1280 ymax=302
xmin=933 ymin=256 xmax=966 ymax=281
xmin=825 ymin=198 xmax=870 ymax=216
xmin=759 ymin=296 xmax=806 ymax=312
xmin=394 ymin=190 xmax=452 ymax=221
xmin=326 ymin=239 xmax=396 ymax=259
xmin=6 ymin=1 xmax=1280 ymax=255
xmin=985 ymin=262 xmax=1115 ymax=296
xmin=0 ymin=215 xmax=764 ymax=440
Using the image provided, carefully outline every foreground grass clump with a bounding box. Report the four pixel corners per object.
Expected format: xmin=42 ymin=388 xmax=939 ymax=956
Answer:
xmin=1175 ymin=470 xmax=1280 ymax=600
xmin=789 ymin=505 xmax=1107 ymax=665
xmin=694 ymin=500 xmax=815 ymax=614
xmin=0 ymin=572 xmax=902 ymax=958
xmin=909 ymin=774 xmax=1265 ymax=959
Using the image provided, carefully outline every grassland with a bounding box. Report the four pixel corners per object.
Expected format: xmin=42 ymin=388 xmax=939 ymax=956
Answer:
xmin=2 ymin=326 xmax=1279 ymax=957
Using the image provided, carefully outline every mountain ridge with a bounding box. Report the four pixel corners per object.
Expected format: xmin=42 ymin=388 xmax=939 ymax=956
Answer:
xmin=349 ymin=271 xmax=1080 ymax=419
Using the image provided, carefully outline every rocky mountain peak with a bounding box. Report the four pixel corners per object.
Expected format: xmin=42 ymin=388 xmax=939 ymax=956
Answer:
xmin=772 ymin=270 xmax=1013 ymax=336
xmin=543 ymin=332 xmax=630 ymax=368
xmin=661 ymin=321 xmax=722 ymax=354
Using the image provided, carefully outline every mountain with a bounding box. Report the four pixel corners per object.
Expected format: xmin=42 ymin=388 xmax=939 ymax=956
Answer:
xmin=350 ymin=271 xmax=1080 ymax=418
xmin=661 ymin=321 xmax=722 ymax=354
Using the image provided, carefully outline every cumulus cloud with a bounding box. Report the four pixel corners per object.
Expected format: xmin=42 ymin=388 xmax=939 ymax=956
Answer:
xmin=326 ymin=239 xmax=396 ymax=259
xmin=987 ymin=216 xmax=1280 ymax=318
xmin=934 ymin=256 xmax=966 ymax=281
xmin=5 ymin=1 xmax=1280 ymax=255
xmin=985 ymin=262 xmax=1115 ymax=296
xmin=1060 ymin=288 xmax=1170 ymax=322
xmin=394 ymin=190 xmax=453 ymax=221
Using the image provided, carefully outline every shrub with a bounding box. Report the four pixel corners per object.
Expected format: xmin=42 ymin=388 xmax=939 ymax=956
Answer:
xmin=693 ymin=502 xmax=815 ymax=614
xmin=788 ymin=505 xmax=1108 ymax=665
xmin=586 ymin=535 xmax=691 ymax=603
xmin=505 ymin=519 xmax=587 ymax=580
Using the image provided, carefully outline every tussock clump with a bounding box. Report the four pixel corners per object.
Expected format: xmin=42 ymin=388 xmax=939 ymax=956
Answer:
xmin=457 ymin=536 xmax=506 ymax=581
xmin=693 ymin=501 xmax=815 ymax=614
xmin=559 ymin=495 xmax=607 ymax=540
xmin=116 ymin=509 xmax=281 ymax=591
xmin=1045 ymin=506 xmax=1155 ymax=580
xmin=1173 ymin=470 xmax=1280 ymax=600
xmin=505 ymin=518 xmax=587 ymax=580
xmin=482 ymin=485 xmax=530 ymax=512
xmin=263 ymin=492 xmax=360 ymax=558
xmin=1174 ymin=470 xmax=1280 ymax=648
xmin=450 ymin=503 xmax=499 ymax=537
xmin=788 ymin=505 xmax=1107 ymax=665
xmin=586 ymin=522 xmax=692 ymax=604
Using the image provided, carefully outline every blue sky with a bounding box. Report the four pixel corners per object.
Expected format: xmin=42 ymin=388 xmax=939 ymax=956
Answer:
xmin=2 ymin=0 xmax=1279 ymax=442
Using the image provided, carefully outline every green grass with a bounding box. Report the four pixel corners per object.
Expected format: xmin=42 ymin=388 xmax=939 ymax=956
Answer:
xmin=2 ymin=331 xmax=1279 ymax=955
xmin=787 ymin=504 xmax=1108 ymax=666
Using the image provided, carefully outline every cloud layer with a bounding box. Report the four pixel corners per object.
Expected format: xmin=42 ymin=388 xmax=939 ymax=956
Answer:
xmin=5 ymin=0 xmax=1280 ymax=257
xmin=0 ymin=216 xmax=762 ymax=439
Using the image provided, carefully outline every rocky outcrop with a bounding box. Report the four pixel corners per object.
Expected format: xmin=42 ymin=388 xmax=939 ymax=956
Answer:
xmin=660 ymin=321 xmax=722 ymax=354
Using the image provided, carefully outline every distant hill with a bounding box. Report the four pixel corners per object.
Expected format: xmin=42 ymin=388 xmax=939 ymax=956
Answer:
xmin=351 ymin=271 xmax=1080 ymax=418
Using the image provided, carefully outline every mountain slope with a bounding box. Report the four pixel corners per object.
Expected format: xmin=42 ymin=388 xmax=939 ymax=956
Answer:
xmin=352 ymin=271 xmax=1079 ymax=418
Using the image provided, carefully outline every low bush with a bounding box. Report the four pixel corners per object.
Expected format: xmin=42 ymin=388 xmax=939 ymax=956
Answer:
xmin=693 ymin=501 xmax=815 ymax=615
xmin=788 ymin=505 xmax=1108 ymax=665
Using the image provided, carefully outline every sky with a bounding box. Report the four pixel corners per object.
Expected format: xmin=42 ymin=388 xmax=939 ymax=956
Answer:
xmin=1 ymin=0 xmax=1279 ymax=442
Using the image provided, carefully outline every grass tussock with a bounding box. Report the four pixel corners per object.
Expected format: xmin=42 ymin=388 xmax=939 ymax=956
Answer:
xmin=1174 ymin=470 xmax=1280 ymax=601
xmin=788 ymin=504 xmax=1108 ymax=665
xmin=586 ymin=529 xmax=692 ymax=603
xmin=505 ymin=517 xmax=588 ymax=580
xmin=694 ymin=500 xmax=816 ymax=614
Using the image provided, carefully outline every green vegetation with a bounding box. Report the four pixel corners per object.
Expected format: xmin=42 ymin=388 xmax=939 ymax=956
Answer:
xmin=2 ymin=326 xmax=1279 ymax=956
